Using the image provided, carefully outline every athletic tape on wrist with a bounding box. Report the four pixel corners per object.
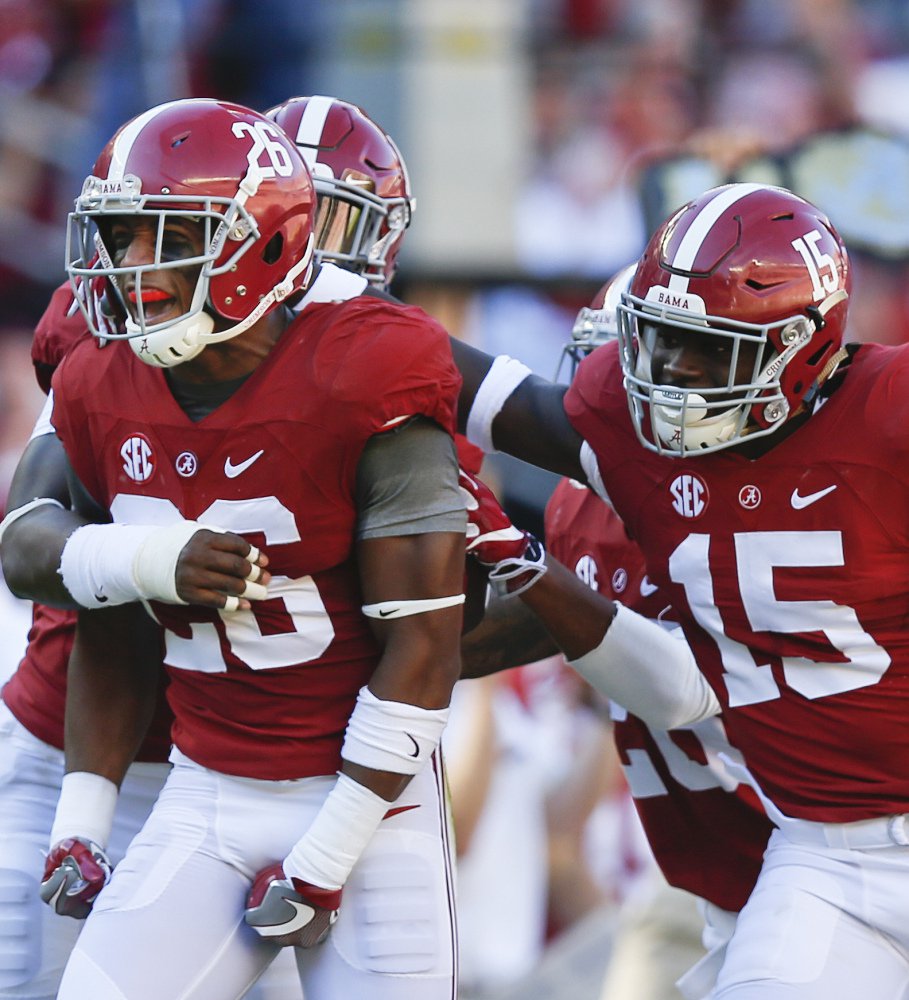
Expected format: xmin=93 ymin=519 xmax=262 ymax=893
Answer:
xmin=465 ymin=355 xmax=533 ymax=454
xmin=568 ymin=604 xmax=721 ymax=730
xmin=361 ymin=594 xmax=465 ymax=619
xmin=0 ymin=497 xmax=65 ymax=546
xmin=59 ymin=520 xmax=202 ymax=608
xmin=50 ymin=771 xmax=118 ymax=850
xmin=283 ymin=772 xmax=390 ymax=890
xmin=342 ymin=685 xmax=450 ymax=775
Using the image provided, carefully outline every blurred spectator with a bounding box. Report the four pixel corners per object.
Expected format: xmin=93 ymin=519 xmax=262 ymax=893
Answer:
xmin=445 ymin=661 xmax=658 ymax=1000
xmin=0 ymin=0 xmax=108 ymax=322
xmin=0 ymin=328 xmax=46 ymax=514
xmin=445 ymin=665 xmax=566 ymax=999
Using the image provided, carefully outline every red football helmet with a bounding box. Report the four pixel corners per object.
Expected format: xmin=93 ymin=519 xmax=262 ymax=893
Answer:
xmin=66 ymin=98 xmax=316 ymax=367
xmin=558 ymin=263 xmax=637 ymax=381
xmin=266 ymin=95 xmax=414 ymax=287
xmin=617 ymin=183 xmax=850 ymax=455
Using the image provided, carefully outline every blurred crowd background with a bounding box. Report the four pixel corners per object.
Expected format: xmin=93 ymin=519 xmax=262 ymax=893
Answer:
xmin=2 ymin=1 xmax=909 ymax=997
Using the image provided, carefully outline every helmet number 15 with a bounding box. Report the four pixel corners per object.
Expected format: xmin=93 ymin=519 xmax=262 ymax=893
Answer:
xmin=791 ymin=229 xmax=839 ymax=301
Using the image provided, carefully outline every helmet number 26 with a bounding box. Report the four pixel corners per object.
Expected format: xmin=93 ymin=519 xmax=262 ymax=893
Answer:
xmin=232 ymin=121 xmax=295 ymax=179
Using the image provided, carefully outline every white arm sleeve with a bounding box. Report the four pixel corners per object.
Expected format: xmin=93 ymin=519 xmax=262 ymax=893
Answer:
xmin=568 ymin=604 xmax=721 ymax=729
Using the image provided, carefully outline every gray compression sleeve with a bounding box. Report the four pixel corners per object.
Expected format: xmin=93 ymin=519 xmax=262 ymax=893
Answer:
xmin=356 ymin=417 xmax=466 ymax=539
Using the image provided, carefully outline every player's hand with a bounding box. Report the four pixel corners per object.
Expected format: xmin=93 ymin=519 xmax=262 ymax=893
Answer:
xmin=459 ymin=469 xmax=547 ymax=598
xmin=40 ymin=837 xmax=112 ymax=919
xmin=244 ymin=863 xmax=341 ymax=948
xmin=172 ymin=529 xmax=271 ymax=612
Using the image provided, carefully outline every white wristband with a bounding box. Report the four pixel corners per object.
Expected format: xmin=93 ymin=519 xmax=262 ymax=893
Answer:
xmin=49 ymin=771 xmax=118 ymax=850
xmin=284 ymin=772 xmax=390 ymax=890
xmin=342 ymin=686 xmax=450 ymax=775
xmin=59 ymin=520 xmax=204 ymax=608
xmin=568 ymin=604 xmax=721 ymax=730
xmin=465 ymin=355 xmax=533 ymax=453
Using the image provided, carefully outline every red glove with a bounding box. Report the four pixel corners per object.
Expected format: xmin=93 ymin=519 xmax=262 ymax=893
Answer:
xmin=459 ymin=469 xmax=547 ymax=598
xmin=245 ymin=863 xmax=341 ymax=949
xmin=40 ymin=837 xmax=112 ymax=919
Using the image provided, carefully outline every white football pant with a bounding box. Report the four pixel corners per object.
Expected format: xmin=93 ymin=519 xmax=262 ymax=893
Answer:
xmin=0 ymin=698 xmax=301 ymax=1000
xmin=56 ymin=746 xmax=457 ymax=999
xmin=713 ymin=823 xmax=909 ymax=998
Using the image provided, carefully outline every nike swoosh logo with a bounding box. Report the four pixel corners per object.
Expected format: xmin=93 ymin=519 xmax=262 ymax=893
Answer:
xmin=255 ymin=898 xmax=315 ymax=937
xmin=405 ymin=733 xmax=420 ymax=757
xmin=224 ymin=450 xmax=264 ymax=479
xmin=640 ymin=576 xmax=658 ymax=597
xmin=790 ymin=485 xmax=837 ymax=509
xmin=378 ymin=608 xmax=397 ymax=618
xmin=383 ymin=804 xmax=421 ymax=821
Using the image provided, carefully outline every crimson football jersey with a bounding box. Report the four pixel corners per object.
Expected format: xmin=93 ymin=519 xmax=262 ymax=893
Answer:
xmin=544 ymin=479 xmax=772 ymax=911
xmin=565 ymin=340 xmax=909 ymax=823
xmin=2 ymin=282 xmax=172 ymax=760
xmin=52 ymin=297 xmax=460 ymax=780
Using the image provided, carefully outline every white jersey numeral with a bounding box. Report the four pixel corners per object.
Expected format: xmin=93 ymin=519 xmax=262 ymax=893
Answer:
xmin=620 ymin=714 xmax=744 ymax=798
xmin=669 ymin=530 xmax=890 ymax=706
xmin=110 ymin=494 xmax=334 ymax=672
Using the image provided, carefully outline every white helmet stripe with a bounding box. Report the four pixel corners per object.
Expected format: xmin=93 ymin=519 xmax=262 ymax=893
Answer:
xmin=107 ymin=100 xmax=184 ymax=183
xmin=293 ymin=95 xmax=335 ymax=168
xmin=666 ymin=183 xmax=770 ymax=296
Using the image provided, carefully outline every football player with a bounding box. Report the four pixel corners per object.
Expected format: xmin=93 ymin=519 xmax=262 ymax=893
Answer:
xmin=462 ymin=270 xmax=774 ymax=998
xmin=455 ymin=182 xmax=909 ymax=998
xmin=265 ymin=94 xmax=485 ymax=476
xmin=0 ymin=92 xmax=431 ymax=1000
xmin=2 ymin=97 xmax=468 ymax=1000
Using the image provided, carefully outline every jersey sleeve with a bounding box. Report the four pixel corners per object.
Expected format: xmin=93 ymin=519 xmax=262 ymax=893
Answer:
xmin=49 ymin=342 xmax=109 ymax=508
xmin=322 ymin=298 xmax=462 ymax=439
xmin=32 ymin=281 xmax=92 ymax=394
xmin=562 ymin=341 xmax=623 ymax=447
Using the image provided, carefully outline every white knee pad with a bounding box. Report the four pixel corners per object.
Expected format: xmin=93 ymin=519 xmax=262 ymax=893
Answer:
xmin=332 ymin=846 xmax=446 ymax=975
xmin=0 ymin=867 xmax=78 ymax=997
xmin=0 ymin=869 xmax=40 ymax=991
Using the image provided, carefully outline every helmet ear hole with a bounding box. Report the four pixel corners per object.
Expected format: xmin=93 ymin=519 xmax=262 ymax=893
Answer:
xmin=262 ymin=233 xmax=283 ymax=265
xmin=806 ymin=340 xmax=833 ymax=367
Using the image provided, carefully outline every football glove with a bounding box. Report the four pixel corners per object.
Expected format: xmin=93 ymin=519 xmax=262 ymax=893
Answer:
xmin=459 ymin=469 xmax=547 ymax=598
xmin=244 ymin=863 xmax=341 ymax=949
xmin=40 ymin=837 xmax=112 ymax=919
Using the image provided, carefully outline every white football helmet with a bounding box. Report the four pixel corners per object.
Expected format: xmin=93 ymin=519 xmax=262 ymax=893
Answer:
xmin=557 ymin=263 xmax=637 ymax=381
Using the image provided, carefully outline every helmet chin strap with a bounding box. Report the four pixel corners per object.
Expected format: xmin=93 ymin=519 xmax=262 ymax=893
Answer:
xmin=651 ymin=391 xmax=742 ymax=453
xmin=128 ymin=311 xmax=214 ymax=368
